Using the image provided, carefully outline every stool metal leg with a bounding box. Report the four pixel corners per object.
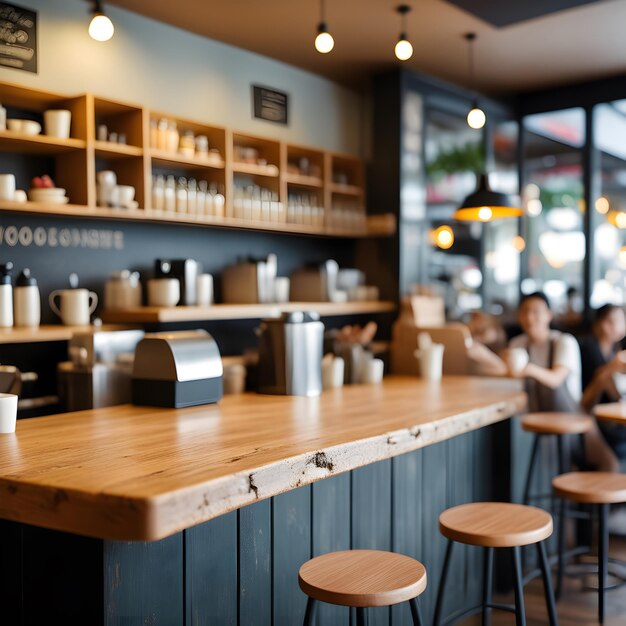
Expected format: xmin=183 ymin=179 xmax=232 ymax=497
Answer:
xmin=523 ymin=435 xmax=541 ymax=505
xmin=356 ymin=606 xmax=368 ymax=626
xmin=482 ymin=547 xmax=494 ymax=626
xmin=556 ymin=497 xmax=566 ymax=600
xmin=536 ymin=540 xmax=558 ymax=626
xmin=511 ymin=546 xmax=527 ymax=626
xmin=409 ymin=597 xmax=423 ymax=626
xmin=434 ymin=539 xmax=454 ymax=626
xmin=599 ymin=503 xmax=609 ymax=624
xmin=303 ymin=597 xmax=316 ymax=626
xmin=557 ymin=435 xmax=566 ymax=475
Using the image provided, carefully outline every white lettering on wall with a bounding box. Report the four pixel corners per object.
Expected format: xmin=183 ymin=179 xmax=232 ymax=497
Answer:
xmin=0 ymin=225 xmax=125 ymax=250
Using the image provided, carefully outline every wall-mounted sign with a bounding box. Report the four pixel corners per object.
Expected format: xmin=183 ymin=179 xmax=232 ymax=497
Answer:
xmin=0 ymin=2 xmax=37 ymax=74
xmin=0 ymin=224 xmax=124 ymax=250
xmin=252 ymin=85 xmax=289 ymax=125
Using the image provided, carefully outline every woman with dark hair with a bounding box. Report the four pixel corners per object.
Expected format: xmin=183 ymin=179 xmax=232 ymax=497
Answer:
xmin=470 ymin=292 xmax=618 ymax=470
xmin=580 ymin=304 xmax=626 ymax=459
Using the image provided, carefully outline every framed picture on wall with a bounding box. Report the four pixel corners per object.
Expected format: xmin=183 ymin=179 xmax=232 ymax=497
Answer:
xmin=0 ymin=2 xmax=37 ymax=74
xmin=252 ymin=85 xmax=289 ymax=125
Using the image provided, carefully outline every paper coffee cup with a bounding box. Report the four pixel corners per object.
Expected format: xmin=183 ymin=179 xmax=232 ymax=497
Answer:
xmin=0 ymin=393 xmax=18 ymax=433
xmin=415 ymin=344 xmax=445 ymax=381
xmin=506 ymin=348 xmax=529 ymax=374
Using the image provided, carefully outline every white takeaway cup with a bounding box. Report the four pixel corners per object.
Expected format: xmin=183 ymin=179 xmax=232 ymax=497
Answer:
xmin=44 ymin=109 xmax=72 ymax=139
xmin=196 ymin=274 xmax=214 ymax=306
xmin=0 ymin=174 xmax=16 ymax=201
xmin=505 ymin=347 xmax=529 ymax=374
xmin=363 ymin=358 xmax=384 ymax=384
xmin=0 ymin=393 xmax=18 ymax=433
xmin=274 ymin=277 xmax=290 ymax=304
xmin=415 ymin=344 xmax=445 ymax=381
xmin=49 ymin=288 xmax=98 ymax=326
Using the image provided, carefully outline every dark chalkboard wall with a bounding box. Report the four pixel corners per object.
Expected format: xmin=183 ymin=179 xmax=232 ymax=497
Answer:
xmin=0 ymin=211 xmax=375 ymax=355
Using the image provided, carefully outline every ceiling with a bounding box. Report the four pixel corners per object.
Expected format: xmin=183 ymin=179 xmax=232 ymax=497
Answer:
xmin=108 ymin=0 xmax=626 ymax=95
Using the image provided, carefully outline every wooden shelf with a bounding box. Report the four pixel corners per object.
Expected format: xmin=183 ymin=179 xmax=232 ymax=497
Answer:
xmin=232 ymin=162 xmax=279 ymax=177
xmin=0 ymin=324 xmax=135 ymax=344
xmin=101 ymin=301 xmax=396 ymax=324
xmin=0 ymin=201 xmax=393 ymax=238
xmin=150 ymin=149 xmax=225 ymax=170
xmin=0 ymin=130 xmax=86 ymax=154
xmin=0 ymin=79 xmax=387 ymax=238
xmin=94 ymin=141 xmax=143 ymax=159
xmin=284 ymin=173 xmax=324 ymax=188
xmin=330 ymin=183 xmax=363 ymax=196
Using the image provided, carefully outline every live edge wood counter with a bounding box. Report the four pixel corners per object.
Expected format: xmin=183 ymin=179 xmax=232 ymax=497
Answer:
xmin=0 ymin=376 xmax=525 ymax=542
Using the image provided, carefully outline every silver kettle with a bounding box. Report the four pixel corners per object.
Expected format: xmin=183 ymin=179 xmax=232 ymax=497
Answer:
xmin=257 ymin=311 xmax=324 ymax=397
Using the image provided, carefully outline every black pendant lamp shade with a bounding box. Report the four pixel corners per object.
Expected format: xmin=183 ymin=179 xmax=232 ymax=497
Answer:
xmin=453 ymin=173 xmax=522 ymax=222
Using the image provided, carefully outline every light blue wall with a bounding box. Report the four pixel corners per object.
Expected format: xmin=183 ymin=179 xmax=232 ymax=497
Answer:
xmin=0 ymin=0 xmax=365 ymax=155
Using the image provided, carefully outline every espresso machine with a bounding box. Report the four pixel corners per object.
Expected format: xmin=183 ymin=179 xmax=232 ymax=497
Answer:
xmin=57 ymin=329 xmax=144 ymax=411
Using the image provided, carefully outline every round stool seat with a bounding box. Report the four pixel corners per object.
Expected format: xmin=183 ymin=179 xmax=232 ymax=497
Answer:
xmin=298 ymin=549 xmax=427 ymax=608
xmin=439 ymin=502 xmax=553 ymax=548
xmin=521 ymin=412 xmax=593 ymax=435
xmin=553 ymin=472 xmax=626 ymax=504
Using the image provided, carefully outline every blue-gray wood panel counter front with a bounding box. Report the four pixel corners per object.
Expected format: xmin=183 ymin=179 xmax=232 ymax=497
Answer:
xmin=0 ymin=376 xmax=526 ymax=625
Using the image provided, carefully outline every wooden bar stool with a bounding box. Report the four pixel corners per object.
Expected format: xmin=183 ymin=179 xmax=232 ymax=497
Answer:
xmin=298 ymin=549 xmax=427 ymax=626
xmin=434 ymin=502 xmax=557 ymax=626
xmin=553 ymin=472 xmax=626 ymax=624
xmin=521 ymin=412 xmax=593 ymax=506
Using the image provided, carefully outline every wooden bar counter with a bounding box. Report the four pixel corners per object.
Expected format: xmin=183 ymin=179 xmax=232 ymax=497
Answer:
xmin=0 ymin=375 xmax=526 ymax=626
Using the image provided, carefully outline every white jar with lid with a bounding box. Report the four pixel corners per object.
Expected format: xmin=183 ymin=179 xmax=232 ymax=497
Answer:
xmin=0 ymin=261 xmax=13 ymax=327
xmin=14 ymin=268 xmax=40 ymax=327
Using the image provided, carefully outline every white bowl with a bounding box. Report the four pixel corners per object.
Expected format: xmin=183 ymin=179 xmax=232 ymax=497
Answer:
xmin=6 ymin=119 xmax=22 ymax=132
xmin=29 ymin=187 xmax=66 ymax=198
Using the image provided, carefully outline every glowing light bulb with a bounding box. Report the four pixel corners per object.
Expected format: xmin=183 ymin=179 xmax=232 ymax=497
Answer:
xmin=616 ymin=212 xmax=626 ymax=229
xmin=595 ymin=196 xmax=610 ymax=214
xmin=395 ymin=38 xmax=413 ymax=61
xmin=467 ymin=107 xmax=486 ymax=129
xmin=315 ymin=29 xmax=334 ymax=54
xmin=434 ymin=225 xmax=454 ymax=249
xmin=89 ymin=12 xmax=114 ymax=41
xmin=478 ymin=206 xmax=492 ymax=222
xmin=512 ymin=235 xmax=526 ymax=252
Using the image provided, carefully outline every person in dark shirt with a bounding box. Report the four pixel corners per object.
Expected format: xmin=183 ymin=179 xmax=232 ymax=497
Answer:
xmin=580 ymin=304 xmax=626 ymax=459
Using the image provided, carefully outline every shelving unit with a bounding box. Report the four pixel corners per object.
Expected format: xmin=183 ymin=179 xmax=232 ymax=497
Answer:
xmin=101 ymin=301 xmax=396 ymax=324
xmin=0 ymin=80 xmax=394 ymax=239
xmin=0 ymin=324 xmax=135 ymax=344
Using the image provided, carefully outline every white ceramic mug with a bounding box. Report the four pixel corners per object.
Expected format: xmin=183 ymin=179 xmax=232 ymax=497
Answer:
xmin=147 ymin=278 xmax=180 ymax=307
xmin=0 ymin=393 xmax=17 ymax=433
xmin=0 ymin=174 xmax=16 ymax=201
xmin=506 ymin=348 xmax=529 ymax=374
xmin=196 ymin=274 xmax=213 ymax=306
xmin=49 ymin=288 xmax=98 ymax=326
xmin=44 ymin=109 xmax=72 ymax=139
xmin=415 ymin=344 xmax=445 ymax=381
xmin=116 ymin=185 xmax=135 ymax=208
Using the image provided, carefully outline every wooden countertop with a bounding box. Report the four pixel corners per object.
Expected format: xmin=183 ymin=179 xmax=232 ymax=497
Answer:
xmin=0 ymin=376 xmax=525 ymax=542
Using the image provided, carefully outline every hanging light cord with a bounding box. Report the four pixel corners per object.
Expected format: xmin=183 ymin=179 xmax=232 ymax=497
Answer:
xmin=319 ymin=0 xmax=326 ymax=24
xmin=465 ymin=32 xmax=477 ymax=94
xmin=398 ymin=5 xmax=411 ymax=38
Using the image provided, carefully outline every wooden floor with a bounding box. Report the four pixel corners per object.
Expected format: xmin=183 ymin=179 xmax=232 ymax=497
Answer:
xmin=468 ymin=538 xmax=626 ymax=625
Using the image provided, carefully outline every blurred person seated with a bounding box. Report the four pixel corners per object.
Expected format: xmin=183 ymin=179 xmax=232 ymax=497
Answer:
xmin=580 ymin=304 xmax=626 ymax=461
xmin=470 ymin=292 xmax=618 ymax=472
xmin=466 ymin=311 xmax=507 ymax=353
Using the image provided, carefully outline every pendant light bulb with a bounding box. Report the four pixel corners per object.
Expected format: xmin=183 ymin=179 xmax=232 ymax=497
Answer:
xmin=315 ymin=24 xmax=334 ymax=54
xmin=464 ymin=33 xmax=486 ymax=129
xmin=395 ymin=5 xmax=413 ymax=61
xmin=395 ymin=36 xmax=413 ymax=61
xmin=314 ymin=0 xmax=333 ymax=54
xmin=467 ymin=105 xmax=486 ymax=129
xmin=88 ymin=1 xmax=114 ymax=41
